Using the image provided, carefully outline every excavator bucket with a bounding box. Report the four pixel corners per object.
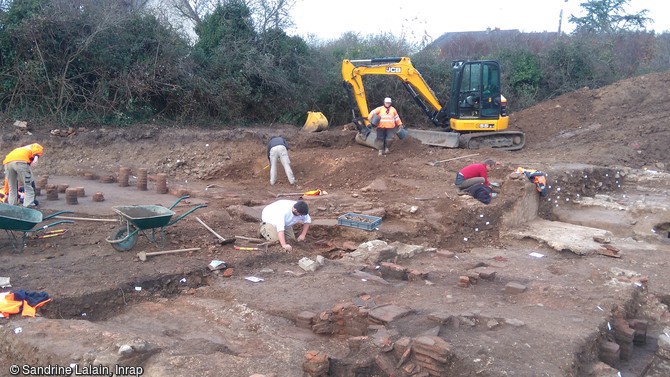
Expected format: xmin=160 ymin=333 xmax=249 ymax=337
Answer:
xmin=302 ymin=111 xmax=329 ymax=132
xmin=407 ymin=129 xmax=460 ymax=148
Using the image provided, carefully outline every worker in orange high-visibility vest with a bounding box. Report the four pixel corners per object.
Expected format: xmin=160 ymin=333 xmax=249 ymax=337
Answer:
xmin=3 ymin=143 xmax=43 ymax=207
xmin=368 ymin=97 xmax=404 ymax=156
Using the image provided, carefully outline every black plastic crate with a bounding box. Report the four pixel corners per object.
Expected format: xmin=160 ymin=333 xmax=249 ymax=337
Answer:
xmin=337 ymin=213 xmax=382 ymax=231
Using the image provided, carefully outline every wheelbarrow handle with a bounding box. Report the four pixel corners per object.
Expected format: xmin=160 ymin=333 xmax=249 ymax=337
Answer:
xmin=169 ymin=195 xmax=191 ymax=210
xmin=42 ymin=210 xmax=74 ymax=221
xmin=33 ymin=220 xmax=75 ymax=232
xmin=166 ymin=203 xmax=208 ymax=226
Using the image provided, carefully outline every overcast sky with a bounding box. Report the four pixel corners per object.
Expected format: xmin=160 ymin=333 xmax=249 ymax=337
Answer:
xmin=288 ymin=0 xmax=668 ymax=44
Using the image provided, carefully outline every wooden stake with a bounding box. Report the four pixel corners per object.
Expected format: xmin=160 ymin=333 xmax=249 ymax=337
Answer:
xmin=137 ymin=247 xmax=201 ymax=261
xmin=195 ymin=217 xmax=234 ymax=244
xmin=55 ymin=216 xmax=117 ymax=222
xmin=427 ymin=153 xmax=480 ymax=166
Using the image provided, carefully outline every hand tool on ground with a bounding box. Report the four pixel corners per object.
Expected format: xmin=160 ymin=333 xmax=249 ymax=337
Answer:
xmin=137 ymin=247 xmax=201 ymax=262
xmin=195 ymin=217 xmax=236 ymax=245
xmin=275 ymin=189 xmax=328 ymax=198
xmin=234 ymin=245 xmax=262 ymax=251
xmin=275 ymin=192 xmax=305 ymax=197
xmin=234 ymin=240 xmax=277 ymax=252
xmin=235 ymin=235 xmax=265 ymax=243
xmin=426 ymin=153 xmax=480 ymax=167
xmin=254 ymin=164 xmax=270 ymax=175
xmin=30 ymin=229 xmax=68 ymax=239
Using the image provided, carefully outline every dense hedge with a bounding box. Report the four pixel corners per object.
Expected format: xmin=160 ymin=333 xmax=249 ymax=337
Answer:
xmin=0 ymin=0 xmax=666 ymax=128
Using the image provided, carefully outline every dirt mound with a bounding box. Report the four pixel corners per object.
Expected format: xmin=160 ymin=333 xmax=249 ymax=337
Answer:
xmin=511 ymin=70 xmax=670 ymax=170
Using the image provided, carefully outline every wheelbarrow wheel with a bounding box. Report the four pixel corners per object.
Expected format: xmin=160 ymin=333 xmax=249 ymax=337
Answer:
xmin=109 ymin=225 xmax=138 ymax=252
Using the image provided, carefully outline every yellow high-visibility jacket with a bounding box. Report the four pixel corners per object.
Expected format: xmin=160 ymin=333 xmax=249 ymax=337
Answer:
xmin=3 ymin=143 xmax=43 ymax=165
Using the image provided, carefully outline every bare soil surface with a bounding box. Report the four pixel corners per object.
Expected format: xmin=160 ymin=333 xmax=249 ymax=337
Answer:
xmin=0 ymin=71 xmax=669 ymax=377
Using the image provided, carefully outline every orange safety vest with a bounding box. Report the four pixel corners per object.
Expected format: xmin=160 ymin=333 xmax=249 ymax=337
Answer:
xmin=369 ymin=106 xmax=402 ymax=129
xmin=516 ymin=167 xmax=547 ymax=195
xmin=0 ymin=178 xmax=7 ymax=202
xmin=1 ymin=177 xmax=29 ymax=203
xmin=0 ymin=291 xmax=52 ymax=318
xmin=3 ymin=143 xmax=43 ymax=165
xmin=303 ymin=189 xmax=327 ymax=197
xmin=0 ymin=292 xmax=23 ymax=318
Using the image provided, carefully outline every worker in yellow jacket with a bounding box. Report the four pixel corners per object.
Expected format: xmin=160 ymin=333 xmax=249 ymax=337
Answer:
xmin=3 ymin=143 xmax=43 ymax=207
xmin=368 ymin=97 xmax=403 ymax=156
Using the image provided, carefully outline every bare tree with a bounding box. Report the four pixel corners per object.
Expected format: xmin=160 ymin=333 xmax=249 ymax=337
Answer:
xmin=171 ymin=0 xmax=220 ymax=25
xmin=121 ymin=0 xmax=152 ymax=12
xmin=247 ymin=0 xmax=295 ymax=33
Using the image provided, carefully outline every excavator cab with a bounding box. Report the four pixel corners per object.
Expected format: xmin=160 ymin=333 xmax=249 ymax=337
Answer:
xmin=444 ymin=60 xmax=508 ymax=130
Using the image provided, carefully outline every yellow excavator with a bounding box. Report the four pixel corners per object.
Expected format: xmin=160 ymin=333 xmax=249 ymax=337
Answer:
xmin=341 ymin=56 xmax=525 ymax=150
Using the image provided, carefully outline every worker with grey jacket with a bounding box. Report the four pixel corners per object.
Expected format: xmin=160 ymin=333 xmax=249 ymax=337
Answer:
xmin=267 ymin=136 xmax=296 ymax=185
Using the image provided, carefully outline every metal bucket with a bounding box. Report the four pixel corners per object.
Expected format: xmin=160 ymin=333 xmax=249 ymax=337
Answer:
xmin=370 ymin=113 xmax=381 ymax=127
xmin=396 ymin=126 xmax=407 ymax=140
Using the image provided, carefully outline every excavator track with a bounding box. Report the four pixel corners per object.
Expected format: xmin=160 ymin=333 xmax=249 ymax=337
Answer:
xmin=459 ymin=131 xmax=526 ymax=151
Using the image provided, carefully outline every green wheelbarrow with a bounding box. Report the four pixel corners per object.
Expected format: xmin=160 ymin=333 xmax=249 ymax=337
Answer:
xmin=106 ymin=196 xmax=207 ymax=252
xmin=0 ymin=202 xmax=74 ymax=252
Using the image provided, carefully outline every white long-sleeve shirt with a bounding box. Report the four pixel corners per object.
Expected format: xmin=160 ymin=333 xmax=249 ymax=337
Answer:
xmin=261 ymin=200 xmax=311 ymax=232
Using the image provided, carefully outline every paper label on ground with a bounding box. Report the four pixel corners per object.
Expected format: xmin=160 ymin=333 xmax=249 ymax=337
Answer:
xmin=529 ymin=252 xmax=545 ymax=258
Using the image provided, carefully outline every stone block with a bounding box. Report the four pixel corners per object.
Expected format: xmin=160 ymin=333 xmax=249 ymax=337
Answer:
xmin=473 ymin=267 xmax=497 ymax=281
xmin=428 ymin=312 xmax=451 ymax=324
xmin=657 ymin=332 xmax=670 ymax=360
xmin=392 ymin=243 xmax=426 ymax=259
xmin=299 ymin=257 xmax=319 ymax=272
xmin=436 ymin=249 xmax=455 ymax=258
xmin=368 ymin=304 xmax=413 ymax=325
xmin=505 ymin=282 xmax=527 ymax=294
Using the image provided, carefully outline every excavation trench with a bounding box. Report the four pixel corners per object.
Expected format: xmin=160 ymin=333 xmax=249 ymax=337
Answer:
xmin=2 ymin=165 xmax=668 ymax=376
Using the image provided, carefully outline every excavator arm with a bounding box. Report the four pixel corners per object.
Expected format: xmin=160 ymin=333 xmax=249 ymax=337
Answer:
xmin=342 ymin=57 xmax=447 ymax=131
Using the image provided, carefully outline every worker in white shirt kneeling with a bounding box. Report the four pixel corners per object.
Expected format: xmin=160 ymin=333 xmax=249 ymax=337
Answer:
xmin=259 ymin=199 xmax=311 ymax=252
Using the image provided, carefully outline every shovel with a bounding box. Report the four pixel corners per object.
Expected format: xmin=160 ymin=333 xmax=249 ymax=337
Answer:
xmin=137 ymin=247 xmax=201 ymax=262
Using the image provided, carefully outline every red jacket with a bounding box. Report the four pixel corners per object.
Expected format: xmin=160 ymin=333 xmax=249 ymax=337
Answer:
xmin=459 ymin=163 xmax=489 ymax=186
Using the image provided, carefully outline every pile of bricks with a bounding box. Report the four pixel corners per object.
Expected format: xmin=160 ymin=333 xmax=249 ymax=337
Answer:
xmin=599 ymin=340 xmax=620 ymax=366
xmin=310 ymin=303 xmax=368 ymax=336
xmin=378 ymin=335 xmax=455 ymax=376
xmin=295 ymin=310 xmax=316 ymax=330
xmin=613 ymin=317 xmax=635 ymax=360
xmin=378 ymin=262 xmax=428 ymax=282
xmin=411 ymin=336 xmax=454 ymax=375
xmin=302 ymin=350 xmax=329 ymax=377
xmin=600 ymin=312 xmax=649 ymax=367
